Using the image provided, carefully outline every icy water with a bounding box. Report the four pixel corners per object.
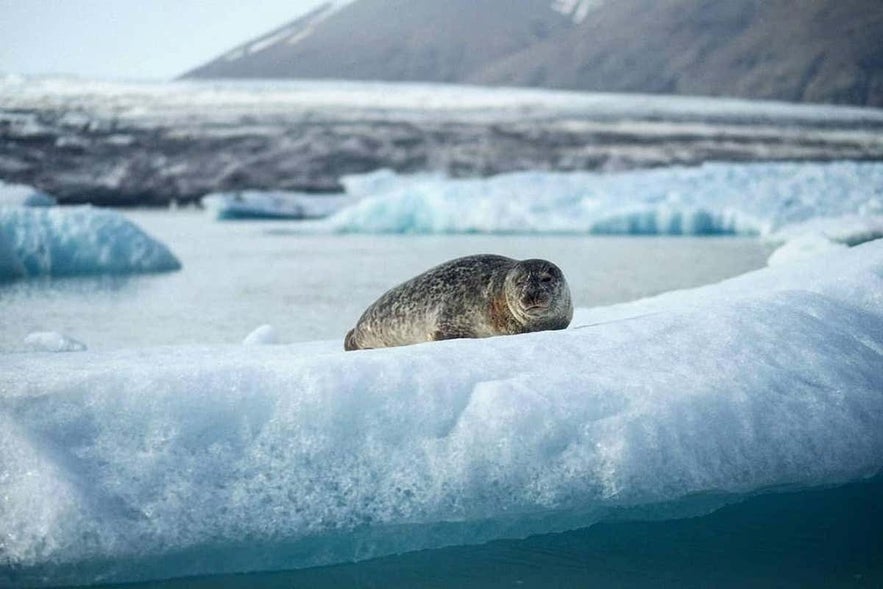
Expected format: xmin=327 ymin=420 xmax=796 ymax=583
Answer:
xmin=0 ymin=209 xmax=773 ymax=352
xmin=79 ymin=475 xmax=883 ymax=589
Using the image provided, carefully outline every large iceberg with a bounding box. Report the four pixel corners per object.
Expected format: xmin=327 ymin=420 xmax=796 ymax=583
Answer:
xmin=318 ymin=162 xmax=883 ymax=240
xmin=1 ymin=240 xmax=881 ymax=587
xmin=0 ymin=206 xmax=181 ymax=280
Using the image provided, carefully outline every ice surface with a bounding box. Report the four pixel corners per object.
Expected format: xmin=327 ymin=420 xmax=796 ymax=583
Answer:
xmin=0 ymin=182 xmax=56 ymax=207
xmin=243 ymin=325 xmax=279 ymax=346
xmin=23 ymin=332 xmax=87 ymax=353
xmin=1 ymin=241 xmax=882 ymax=586
xmin=766 ymin=234 xmax=849 ymax=266
xmin=0 ymin=206 xmax=181 ymax=280
xmin=202 ymin=191 xmax=354 ymax=220
xmin=320 ymin=163 xmax=883 ymax=239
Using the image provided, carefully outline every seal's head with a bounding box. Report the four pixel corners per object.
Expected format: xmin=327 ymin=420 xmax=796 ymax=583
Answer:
xmin=503 ymin=259 xmax=573 ymax=330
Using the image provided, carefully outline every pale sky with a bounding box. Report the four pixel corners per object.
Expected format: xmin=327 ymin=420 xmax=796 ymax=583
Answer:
xmin=0 ymin=0 xmax=332 ymax=80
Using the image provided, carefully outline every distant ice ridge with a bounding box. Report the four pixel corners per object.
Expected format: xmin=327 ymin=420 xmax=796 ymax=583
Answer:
xmin=2 ymin=241 xmax=882 ymax=587
xmin=321 ymin=162 xmax=883 ymax=240
xmin=202 ymin=191 xmax=354 ymax=220
xmin=0 ymin=181 xmax=56 ymax=207
xmin=5 ymin=75 xmax=883 ymax=126
xmin=0 ymin=207 xmax=181 ymax=280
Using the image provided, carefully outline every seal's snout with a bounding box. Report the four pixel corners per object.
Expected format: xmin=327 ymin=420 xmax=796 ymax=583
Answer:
xmin=522 ymin=288 xmax=552 ymax=311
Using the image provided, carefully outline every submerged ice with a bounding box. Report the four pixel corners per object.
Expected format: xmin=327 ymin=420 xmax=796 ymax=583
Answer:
xmin=0 ymin=206 xmax=181 ymax=280
xmin=1 ymin=241 xmax=882 ymax=587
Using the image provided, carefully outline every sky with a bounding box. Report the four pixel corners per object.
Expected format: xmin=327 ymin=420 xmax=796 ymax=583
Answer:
xmin=0 ymin=0 xmax=333 ymax=80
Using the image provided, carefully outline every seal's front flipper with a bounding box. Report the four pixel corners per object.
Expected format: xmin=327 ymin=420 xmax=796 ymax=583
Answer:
xmin=431 ymin=325 xmax=474 ymax=342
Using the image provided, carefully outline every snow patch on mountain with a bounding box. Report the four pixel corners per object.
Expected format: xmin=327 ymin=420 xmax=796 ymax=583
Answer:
xmin=551 ymin=0 xmax=604 ymax=23
xmin=222 ymin=2 xmax=346 ymax=62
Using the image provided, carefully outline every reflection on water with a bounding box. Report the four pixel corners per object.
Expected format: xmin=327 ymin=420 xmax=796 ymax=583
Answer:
xmin=1 ymin=210 xmax=774 ymax=352
xmin=89 ymin=475 xmax=882 ymax=589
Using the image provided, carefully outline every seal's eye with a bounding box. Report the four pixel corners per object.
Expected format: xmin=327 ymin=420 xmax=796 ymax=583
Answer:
xmin=540 ymin=274 xmax=553 ymax=283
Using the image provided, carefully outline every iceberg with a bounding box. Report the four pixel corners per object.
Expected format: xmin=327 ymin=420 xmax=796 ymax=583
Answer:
xmin=0 ymin=206 xmax=181 ymax=281
xmin=308 ymin=162 xmax=883 ymax=265
xmin=202 ymin=191 xmax=354 ymax=220
xmin=1 ymin=240 xmax=881 ymax=587
xmin=0 ymin=182 xmax=56 ymax=207
xmin=319 ymin=162 xmax=883 ymax=240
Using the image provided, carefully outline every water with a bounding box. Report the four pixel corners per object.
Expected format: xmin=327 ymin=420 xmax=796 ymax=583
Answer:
xmin=0 ymin=209 xmax=774 ymax=352
xmin=64 ymin=475 xmax=883 ymax=588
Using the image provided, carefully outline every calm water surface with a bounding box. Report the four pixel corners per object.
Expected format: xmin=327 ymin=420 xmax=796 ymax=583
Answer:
xmin=0 ymin=209 xmax=774 ymax=352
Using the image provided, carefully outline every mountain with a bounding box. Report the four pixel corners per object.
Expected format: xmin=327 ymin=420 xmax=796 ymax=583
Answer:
xmin=183 ymin=0 xmax=574 ymax=83
xmin=470 ymin=0 xmax=883 ymax=107
xmin=182 ymin=0 xmax=883 ymax=107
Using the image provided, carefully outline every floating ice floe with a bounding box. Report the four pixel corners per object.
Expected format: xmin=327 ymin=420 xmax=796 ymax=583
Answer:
xmin=22 ymin=332 xmax=87 ymax=353
xmin=1 ymin=240 xmax=881 ymax=587
xmin=0 ymin=182 xmax=57 ymax=207
xmin=0 ymin=206 xmax=181 ymax=281
xmin=202 ymin=191 xmax=355 ymax=220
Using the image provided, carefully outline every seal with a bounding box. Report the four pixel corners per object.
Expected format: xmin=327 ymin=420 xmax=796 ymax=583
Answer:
xmin=344 ymin=254 xmax=573 ymax=350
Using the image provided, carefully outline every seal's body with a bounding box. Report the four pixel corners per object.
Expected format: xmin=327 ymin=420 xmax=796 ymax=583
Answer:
xmin=344 ymin=254 xmax=572 ymax=351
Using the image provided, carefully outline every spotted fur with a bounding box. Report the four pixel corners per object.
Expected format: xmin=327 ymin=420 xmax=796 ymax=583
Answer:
xmin=344 ymin=254 xmax=572 ymax=351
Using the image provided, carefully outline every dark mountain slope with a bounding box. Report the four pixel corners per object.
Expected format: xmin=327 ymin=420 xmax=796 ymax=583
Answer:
xmin=471 ymin=0 xmax=883 ymax=106
xmin=184 ymin=0 xmax=574 ymax=83
xmin=182 ymin=0 xmax=883 ymax=106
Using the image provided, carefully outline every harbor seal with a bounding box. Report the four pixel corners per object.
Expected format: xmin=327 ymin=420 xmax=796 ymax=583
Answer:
xmin=344 ymin=254 xmax=573 ymax=351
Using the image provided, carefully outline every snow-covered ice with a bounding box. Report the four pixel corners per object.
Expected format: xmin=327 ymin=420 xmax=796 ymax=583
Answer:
xmin=22 ymin=332 xmax=87 ymax=353
xmin=0 ymin=182 xmax=56 ymax=208
xmin=1 ymin=240 xmax=881 ymax=587
xmin=0 ymin=206 xmax=181 ymax=280
xmin=202 ymin=191 xmax=354 ymax=220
